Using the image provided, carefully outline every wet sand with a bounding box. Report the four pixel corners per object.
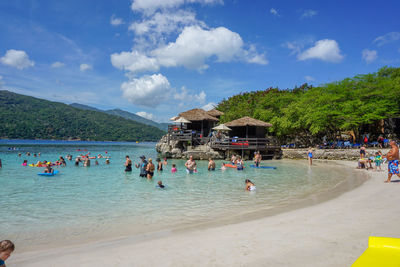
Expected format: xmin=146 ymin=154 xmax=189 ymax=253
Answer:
xmin=9 ymin=161 xmax=400 ymax=267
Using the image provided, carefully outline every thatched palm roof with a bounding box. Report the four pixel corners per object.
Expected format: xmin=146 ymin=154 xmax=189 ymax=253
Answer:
xmin=179 ymin=108 xmax=219 ymax=121
xmin=207 ymin=109 xmax=224 ymax=117
xmin=225 ymin=116 xmax=272 ymax=127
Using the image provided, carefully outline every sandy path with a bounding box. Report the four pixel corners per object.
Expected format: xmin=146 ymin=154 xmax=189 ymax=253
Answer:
xmin=9 ymin=162 xmax=399 ymax=267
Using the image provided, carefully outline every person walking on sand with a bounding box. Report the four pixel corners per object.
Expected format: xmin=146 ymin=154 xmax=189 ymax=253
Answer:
xmin=307 ymin=147 xmax=313 ymax=166
xmin=384 ymin=140 xmax=400 ymax=183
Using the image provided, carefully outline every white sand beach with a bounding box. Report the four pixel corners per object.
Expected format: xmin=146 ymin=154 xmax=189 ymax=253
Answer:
xmin=9 ymin=161 xmax=400 ymax=267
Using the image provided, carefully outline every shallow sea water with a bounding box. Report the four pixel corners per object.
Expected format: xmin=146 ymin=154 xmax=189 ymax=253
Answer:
xmin=0 ymin=140 xmax=362 ymax=251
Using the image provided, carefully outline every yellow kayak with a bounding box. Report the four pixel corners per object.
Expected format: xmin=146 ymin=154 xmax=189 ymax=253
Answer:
xmin=352 ymin=236 xmax=400 ymax=267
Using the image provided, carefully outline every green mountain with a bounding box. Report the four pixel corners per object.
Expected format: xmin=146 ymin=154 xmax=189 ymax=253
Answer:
xmin=70 ymin=103 xmax=169 ymax=131
xmin=0 ymin=90 xmax=165 ymax=141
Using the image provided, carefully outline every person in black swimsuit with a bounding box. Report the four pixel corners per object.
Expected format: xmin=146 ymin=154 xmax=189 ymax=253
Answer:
xmin=125 ymin=155 xmax=132 ymax=172
xmin=156 ymin=158 xmax=163 ymax=171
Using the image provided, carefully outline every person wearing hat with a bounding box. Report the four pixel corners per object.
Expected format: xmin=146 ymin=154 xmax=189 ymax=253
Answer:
xmin=135 ymin=155 xmax=148 ymax=177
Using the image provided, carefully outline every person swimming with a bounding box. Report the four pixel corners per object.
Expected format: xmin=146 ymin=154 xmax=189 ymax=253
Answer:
xmin=156 ymin=180 xmax=165 ymax=189
xmin=22 ymin=159 xmax=28 ymax=166
xmin=245 ymin=179 xmax=256 ymax=191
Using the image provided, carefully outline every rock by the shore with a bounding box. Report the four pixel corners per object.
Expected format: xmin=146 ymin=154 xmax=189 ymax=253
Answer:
xmin=282 ymin=148 xmax=389 ymax=160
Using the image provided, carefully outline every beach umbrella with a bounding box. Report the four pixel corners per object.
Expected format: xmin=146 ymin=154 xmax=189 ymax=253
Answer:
xmin=174 ymin=117 xmax=191 ymax=123
xmin=212 ymin=124 xmax=232 ymax=131
xmin=169 ymin=116 xmax=179 ymax=121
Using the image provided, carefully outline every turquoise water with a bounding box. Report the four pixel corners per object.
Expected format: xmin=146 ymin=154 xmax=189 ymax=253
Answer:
xmin=0 ymin=141 xmax=359 ymax=251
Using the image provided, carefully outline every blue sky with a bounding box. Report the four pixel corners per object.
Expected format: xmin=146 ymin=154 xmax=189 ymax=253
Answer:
xmin=0 ymin=0 xmax=399 ymax=122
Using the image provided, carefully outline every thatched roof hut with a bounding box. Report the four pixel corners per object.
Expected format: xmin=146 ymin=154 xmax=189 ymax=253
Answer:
xmin=225 ymin=116 xmax=272 ymax=127
xmin=206 ymin=109 xmax=224 ymax=117
xmin=179 ymin=108 xmax=219 ymax=122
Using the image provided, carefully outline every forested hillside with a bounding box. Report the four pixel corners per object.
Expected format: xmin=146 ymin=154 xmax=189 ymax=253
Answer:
xmin=0 ymin=91 xmax=165 ymax=141
xmin=217 ymin=66 xmax=400 ymax=141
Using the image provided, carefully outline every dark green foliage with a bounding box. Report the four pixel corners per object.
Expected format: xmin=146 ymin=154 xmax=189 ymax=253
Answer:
xmin=0 ymin=90 xmax=165 ymax=141
xmin=217 ymin=67 xmax=400 ymax=142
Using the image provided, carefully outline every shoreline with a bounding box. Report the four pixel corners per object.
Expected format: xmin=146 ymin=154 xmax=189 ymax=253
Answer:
xmin=9 ymin=159 xmax=392 ymax=267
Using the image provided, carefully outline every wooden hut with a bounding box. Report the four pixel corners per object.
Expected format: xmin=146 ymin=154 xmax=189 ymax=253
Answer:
xmin=178 ymin=108 xmax=219 ymax=137
xmin=225 ymin=116 xmax=272 ymax=138
xmin=206 ymin=109 xmax=224 ymax=120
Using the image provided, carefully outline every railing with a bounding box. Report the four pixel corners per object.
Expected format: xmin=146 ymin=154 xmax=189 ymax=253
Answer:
xmin=210 ymin=137 xmax=276 ymax=150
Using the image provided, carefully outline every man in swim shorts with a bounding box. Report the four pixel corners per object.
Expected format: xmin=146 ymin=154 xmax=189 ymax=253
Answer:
xmin=385 ymin=140 xmax=400 ymax=183
xmin=185 ymin=155 xmax=197 ymax=173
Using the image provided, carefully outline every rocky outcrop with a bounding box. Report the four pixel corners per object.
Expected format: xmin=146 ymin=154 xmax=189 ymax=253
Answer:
xmin=282 ymin=148 xmax=389 ymax=160
xmin=155 ymin=135 xmax=224 ymax=160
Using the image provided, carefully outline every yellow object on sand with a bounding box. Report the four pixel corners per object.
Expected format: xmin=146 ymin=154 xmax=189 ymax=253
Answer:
xmin=352 ymin=236 xmax=400 ymax=267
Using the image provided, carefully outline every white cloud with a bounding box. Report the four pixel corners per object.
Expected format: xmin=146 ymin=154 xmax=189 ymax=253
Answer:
xmin=110 ymin=15 xmax=124 ymax=26
xmin=136 ymin=111 xmax=155 ymax=120
xmin=373 ymin=32 xmax=400 ymax=46
xmin=202 ymin=102 xmax=216 ymax=111
xmin=300 ymin=9 xmax=317 ymax=19
xmin=121 ymin=74 xmax=171 ymax=106
xmin=131 ymin=0 xmax=223 ymax=14
xmin=51 ymin=61 xmax=65 ymax=68
xmin=129 ymin=10 xmax=204 ymax=37
xmin=112 ymin=26 xmax=267 ymax=73
xmin=174 ymin=86 xmax=206 ymax=105
xmin=270 ymin=8 xmax=279 ymax=16
xmin=111 ymin=51 xmax=159 ymax=73
xmin=304 ymin=75 xmax=315 ymax=82
xmin=153 ymin=26 xmax=267 ymax=71
xmin=80 ymin=63 xmax=92 ymax=72
xmin=297 ymin=39 xmax=344 ymax=63
xmin=362 ymin=49 xmax=377 ymax=64
xmin=0 ymin=49 xmax=34 ymax=70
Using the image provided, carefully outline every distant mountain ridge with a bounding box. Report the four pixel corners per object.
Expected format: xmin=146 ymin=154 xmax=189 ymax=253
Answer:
xmin=70 ymin=103 xmax=168 ymax=131
xmin=0 ymin=90 xmax=165 ymax=141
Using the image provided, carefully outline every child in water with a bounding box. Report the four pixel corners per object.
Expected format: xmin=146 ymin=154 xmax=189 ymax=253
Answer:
xmin=0 ymin=240 xmax=15 ymax=267
xmin=156 ymin=180 xmax=165 ymax=189
xmin=171 ymin=164 xmax=177 ymax=173
xmin=22 ymin=159 xmax=28 ymax=166
xmin=245 ymin=179 xmax=256 ymax=191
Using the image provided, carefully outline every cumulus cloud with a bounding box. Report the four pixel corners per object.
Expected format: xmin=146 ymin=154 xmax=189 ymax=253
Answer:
xmin=297 ymin=39 xmax=343 ymax=63
xmin=51 ymin=61 xmax=65 ymax=68
xmin=174 ymin=86 xmax=206 ymax=105
xmin=129 ymin=10 xmax=204 ymax=38
xmin=373 ymin=32 xmax=400 ymax=46
xmin=110 ymin=15 xmax=124 ymax=26
xmin=112 ymin=26 xmax=267 ymax=73
xmin=136 ymin=111 xmax=155 ymax=120
xmin=80 ymin=63 xmax=92 ymax=72
xmin=0 ymin=49 xmax=34 ymax=70
xmin=362 ymin=49 xmax=377 ymax=63
xmin=121 ymin=74 xmax=171 ymax=106
xmin=131 ymin=0 xmax=223 ymax=14
xmin=202 ymin=102 xmax=216 ymax=111
xmin=270 ymin=8 xmax=278 ymax=16
xmin=111 ymin=51 xmax=159 ymax=73
xmin=304 ymin=75 xmax=315 ymax=82
xmin=300 ymin=9 xmax=317 ymax=19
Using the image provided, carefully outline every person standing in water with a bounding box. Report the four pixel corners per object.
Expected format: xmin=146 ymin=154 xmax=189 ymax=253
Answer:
xmin=146 ymin=158 xmax=155 ymax=179
xmin=307 ymin=147 xmax=313 ymax=166
xmin=254 ymin=151 xmax=262 ymax=167
xmin=185 ymin=155 xmax=197 ymax=173
xmin=156 ymin=158 xmax=163 ymax=172
xmin=385 ymin=141 xmax=400 ymax=183
xmin=124 ymin=155 xmax=132 ymax=172
xmin=135 ymin=156 xmax=148 ymax=177
xmin=208 ymin=158 xmax=216 ymax=171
